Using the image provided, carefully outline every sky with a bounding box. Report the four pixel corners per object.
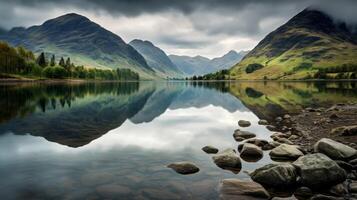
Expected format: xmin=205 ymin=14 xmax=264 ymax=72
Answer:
xmin=0 ymin=0 xmax=357 ymax=58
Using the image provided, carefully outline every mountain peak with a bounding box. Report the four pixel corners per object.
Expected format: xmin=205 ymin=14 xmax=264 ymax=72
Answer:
xmin=130 ymin=39 xmax=154 ymax=47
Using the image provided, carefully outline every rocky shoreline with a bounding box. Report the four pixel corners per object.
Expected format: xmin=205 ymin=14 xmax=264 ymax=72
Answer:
xmin=167 ymin=103 xmax=357 ymax=199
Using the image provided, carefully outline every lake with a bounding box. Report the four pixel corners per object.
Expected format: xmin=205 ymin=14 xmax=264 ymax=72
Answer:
xmin=0 ymin=81 xmax=356 ymax=200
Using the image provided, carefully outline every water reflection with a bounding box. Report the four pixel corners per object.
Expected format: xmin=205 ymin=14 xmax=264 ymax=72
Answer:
xmin=0 ymin=81 xmax=356 ymax=199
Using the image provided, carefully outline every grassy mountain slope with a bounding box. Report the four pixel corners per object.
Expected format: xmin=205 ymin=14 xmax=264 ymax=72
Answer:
xmin=0 ymin=13 xmax=157 ymax=79
xmin=230 ymin=9 xmax=357 ymax=80
xmin=129 ymin=39 xmax=184 ymax=78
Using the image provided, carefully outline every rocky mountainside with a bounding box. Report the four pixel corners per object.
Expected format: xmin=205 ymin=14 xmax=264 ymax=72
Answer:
xmin=230 ymin=8 xmax=357 ymax=80
xmin=0 ymin=13 xmax=157 ymax=79
xmin=129 ymin=39 xmax=184 ymax=78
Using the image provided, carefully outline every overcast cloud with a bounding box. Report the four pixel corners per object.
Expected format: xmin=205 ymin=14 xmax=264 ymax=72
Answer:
xmin=0 ymin=0 xmax=356 ymax=58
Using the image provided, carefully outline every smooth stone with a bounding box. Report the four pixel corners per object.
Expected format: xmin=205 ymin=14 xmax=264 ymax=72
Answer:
xmin=271 ymin=132 xmax=289 ymax=140
xmin=219 ymin=178 xmax=270 ymax=200
xmin=266 ymin=125 xmax=277 ymax=131
xmin=238 ymin=120 xmax=251 ymax=127
xmin=310 ymin=194 xmax=344 ymax=200
xmin=350 ymin=181 xmax=357 ymax=193
xmin=167 ymin=162 xmax=199 ymax=175
xmin=262 ymin=141 xmax=281 ymax=151
xmin=212 ymin=148 xmax=242 ymax=174
xmin=294 ymin=187 xmax=313 ymax=198
xmin=276 ymin=117 xmax=283 ymax=122
xmin=245 ymin=138 xmax=269 ymax=147
xmin=250 ymin=163 xmax=297 ymax=188
xmin=328 ymin=183 xmax=347 ymax=196
xmin=284 ymin=114 xmax=291 ymax=119
xmin=233 ymin=129 xmax=256 ymax=140
xmin=335 ymin=160 xmax=353 ymax=171
xmin=202 ymin=145 xmax=219 ymax=154
xmin=276 ymin=138 xmax=294 ymax=145
xmin=269 ymin=144 xmax=304 ymax=161
xmin=240 ymin=143 xmax=263 ymax=162
xmin=258 ymin=119 xmax=269 ymax=125
xmin=292 ymin=153 xmax=347 ymax=189
xmin=314 ymin=138 xmax=357 ymax=161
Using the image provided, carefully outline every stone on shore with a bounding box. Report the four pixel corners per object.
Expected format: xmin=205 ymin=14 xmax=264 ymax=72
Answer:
xmin=238 ymin=120 xmax=251 ymax=127
xmin=167 ymin=162 xmax=200 ymax=175
xmin=202 ymin=146 xmax=219 ymax=154
xmin=314 ymin=138 xmax=357 ymax=161
xmin=240 ymin=143 xmax=263 ymax=162
xmin=292 ymin=153 xmax=347 ymax=189
xmin=250 ymin=163 xmax=297 ymax=188
xmin=233 ymin=130 xmax=256 ymax=140
xmin=258 ymin=119 xmax=269 ymax=125
xmin=269 ymin=144 xmax=304 ymax=161
xmin=219 ymin=179 xmax=270 ymax=200
xmin=212 ymin=148 xmax=242 ymax=174
xmin=266 ymin=125 xmax=277 ymax=131
xmin=331 ymin=125 xmax=357 ymax=136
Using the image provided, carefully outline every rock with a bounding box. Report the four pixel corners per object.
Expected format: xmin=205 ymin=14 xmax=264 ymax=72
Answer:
xmin=335 ymin=160 xmax=353 ymax=171
xmin=288 ymin=135 xmax=299 ymax=140
xmin=328 ymin=183 xmax=347 ymax=196
xmin=250 ymin=163 xmax=297 ymax=188
xmin=202 ymin=146 xmax=219 ymax=154
xmin=350 ymin=181 xmax=357 ymax=193
xmin=262 ymin=141 xmax=281 ymax=151
xmin=329 ymin=113 xmax=339 ymax=119
xmin=305 ymin=107 xmax=316 ymax=112
xmin=271 ymin=132 xmax=289 ymax=140
xmin=292 ymin=153 xmax=347 ymax=189
xmin=240 ymin=143 xmax=263 ymax=162
xmin=350 ymin=158 xmax=357 ymax=165
xmin=269 ymin=144 xmax=304 ymax=161
xmin=212 ymin=148 xmax=242 ymax=174
xmin=245 ymin=138 xmax=269 ymax=147
xmin=294 ymin=187 xmax=313 ymax=199
xmin=219 ymin=178 xmax=270 ymax=199
xmin=238 ymin=120 xmax=251 ymax=127
xmin=276 ymin=117 xmax=283 ymax=122
xmin=258 ymin=119 xmax=269 ymax=125
xmin=167 ymin=162 xmax=200 ymax=175
xmin=271 ymin=197 xmax=297 ymax=200
xmin=284 ymin=114 xmax=291 ymax=119
xmin=276 ymin=138 xmax=294 ymax=145
xmin=314 ymin=138 xmax=357 ymax=161
xmin=266 ymin=125 xmax=277 ymax=131
xmin=233 ymin=130 xmax=256 ymax=140
xmin=234 ymin=136 xmax=245 ymax=142
xmin=310 ymin=194 xmax=344 ymax=200
xmin=331 ymin=125 xmax=357 ymax=136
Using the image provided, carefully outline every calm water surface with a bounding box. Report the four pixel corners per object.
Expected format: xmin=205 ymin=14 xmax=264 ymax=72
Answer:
xmin=0 ymin=81 xmax=356 ymax=200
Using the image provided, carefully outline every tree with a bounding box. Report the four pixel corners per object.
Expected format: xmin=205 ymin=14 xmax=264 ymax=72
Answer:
xmin=50 ymin=55 xmax=56 ymax=66
xmin=36 ymin=52 xmax=47 ymax=67
xmin=65 ymin=57 xmax=71 ymax=69
xmin=59 ymin=57 xmax=65 ymax=67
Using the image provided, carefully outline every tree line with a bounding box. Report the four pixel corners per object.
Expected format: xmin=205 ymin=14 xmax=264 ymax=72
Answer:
xmin=0 ymin=41 xmax=139 ymax=80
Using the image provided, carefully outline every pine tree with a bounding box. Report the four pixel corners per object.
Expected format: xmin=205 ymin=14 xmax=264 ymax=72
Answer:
xmin=65 ymin=57 xmax=71 ymax=68
xmin=36 ymin=52 xmax=47 ymax=67
xmin=50 ymin=55 xmax=55 ymax=66
xmin=59 ymin=57 xmax=65 ymax=67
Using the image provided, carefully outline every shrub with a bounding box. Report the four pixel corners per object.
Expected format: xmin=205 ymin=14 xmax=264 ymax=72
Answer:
xmin=246 ymin=63 xmax=264 ymax=73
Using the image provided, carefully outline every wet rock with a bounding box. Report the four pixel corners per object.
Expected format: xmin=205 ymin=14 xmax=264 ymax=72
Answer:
xmin=350 ymin=181 xmax=357 ymax=193
xmin=335 ymin=160 xmax=353 ymax=171
xmin=276 ymin=117 xmax=283 ymax=122
xmin=167 ymin=162 xmax=200 ymax=175
xmin=240 ymin=143 xmax=263 ymax=162
xmin=269 ymin=144 xmax=304 ymax=161
xmin=288 ymin=135 xmax=299 ymax=140
xmin=233 ymin=129 xmax=256 ymax=140
xmin=250 ymin=163 xmax=297 ymax=188
xmin=271 ymin=132 xmax=289 ymax=140
xmin=234 ymin=136 xmax=245 ymax=142
xmin=219 ymin=178 xmax=270 ymax=200
xmin=329 ymin=183 xmax=347 ymax=196
xmin=331 ymin=125 xmax=357 ymax=136
xmin=212 ymin=148 xmax=242 ymax=174
xmin=314 ymin=138 xmax=357 ymax=161
xmin=262 ymin=141 xmax=281 ymax=151
xmin=292 ymin=153 xmax=347 ymax=189
xmin=258 ymin=119 xmax=269 ymax=125
xmin=238 ymin=120 xmax=251 ymax=127
xmin=266 ymin=125 xmax=277 ymax=131
xmin=276 ymin=138 xmax=294 ymax=145
xmin=294 ymin=187 xmax=313 ymax=199
xmin=245 ymin=138 xmax=270 ymax=148
xmin=202 ymin=146 xmax=219 ymax=154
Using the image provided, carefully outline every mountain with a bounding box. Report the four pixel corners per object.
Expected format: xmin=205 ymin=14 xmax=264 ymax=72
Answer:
xmin=169 ymin=50 xmax=247 ymax=76
xmin=0 ymin=13 xmax=157 ymax=79
xmin=129 ymin=39 xmax=184 ymax=78
xmin=230 ymin=8 xmax=357 ymax=80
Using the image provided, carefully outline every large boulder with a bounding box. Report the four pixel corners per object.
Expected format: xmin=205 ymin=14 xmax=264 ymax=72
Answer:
xmin=212 ymin=148 xmax=242 ymax=174
xmin=269 ymin=144 xmax=304 ymax=161
xmin=238 ymin=120 xmax=251 ymax=127
xmin=167 ymin=162 xmax=200 ymax=175
xmin=233 ymin=130 xmax=256 ymax=141
xmin=250 ymin=163 xmax=297 ymax=188
xmin=240 ymin=143 xmax=263 ymax=162
xmin=292 ymin=153 xmax=347 ymax=189
xmin=202 ymin=146 xmax=219 ymax=154
xmin=219 ymin=179 xmax=270 ymax=200
xmin=314 ymin=138 xmax=357 ymax=161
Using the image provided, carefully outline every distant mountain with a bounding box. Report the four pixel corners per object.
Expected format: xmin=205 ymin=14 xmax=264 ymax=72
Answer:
xmin=169 ymin=50 xmax=248 ymax=76
xmin=129 ymin=39 xmax=184 ymax=78
xmin=230 ymin=8 xmax=357 ymax=80
xmin=0 ymin=13 xmax=156 ymax=79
